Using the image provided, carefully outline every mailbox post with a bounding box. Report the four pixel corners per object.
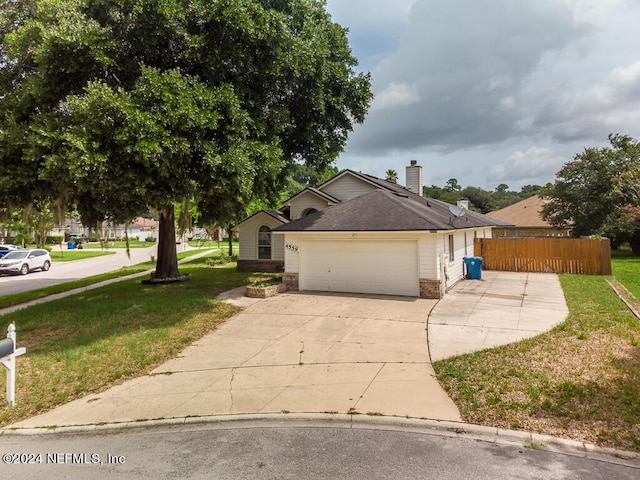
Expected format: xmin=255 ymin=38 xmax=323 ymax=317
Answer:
xmin=0 ymin=323 xmax=26 ymax=406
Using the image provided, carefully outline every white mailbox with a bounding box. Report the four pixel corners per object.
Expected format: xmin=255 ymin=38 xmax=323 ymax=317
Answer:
xmin=0 ymin=323 xmax=26 ymax=406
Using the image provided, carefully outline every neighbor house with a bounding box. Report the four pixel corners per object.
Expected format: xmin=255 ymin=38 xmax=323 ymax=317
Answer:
xmin=234 ymin=161 xmax=509 ymax=299
xmin=487 ymin=196 xmax=571 ymax=238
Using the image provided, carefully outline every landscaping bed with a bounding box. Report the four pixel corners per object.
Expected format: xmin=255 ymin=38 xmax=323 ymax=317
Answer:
xmin=245 ymin=277 xmax=286 ymax=298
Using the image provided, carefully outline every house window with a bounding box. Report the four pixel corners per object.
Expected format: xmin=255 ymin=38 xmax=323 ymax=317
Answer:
xmin=258 ymin=226 xmax=272 ymax=260
xmin=301 ymin=208 xmax=318 ymax=218
xmin=448 ymin=234 xmax=454 ymax=262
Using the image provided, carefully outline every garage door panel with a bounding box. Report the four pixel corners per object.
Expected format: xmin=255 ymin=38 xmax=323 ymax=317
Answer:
xmin=300 ymin=240 xmax=419 ymax=297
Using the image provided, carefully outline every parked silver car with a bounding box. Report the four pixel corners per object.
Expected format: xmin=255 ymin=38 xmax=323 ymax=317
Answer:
xmin=0 ymin=249 xmax=51 ymax=275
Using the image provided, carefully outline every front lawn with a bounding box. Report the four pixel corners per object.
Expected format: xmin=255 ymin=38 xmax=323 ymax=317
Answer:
xmin=434 ymin=256 xmax=640 ymax=452
xmin=0 ymin=254 xmax=270 ymax=427
xmin=0 ymin=249 xmax=218 ymax=310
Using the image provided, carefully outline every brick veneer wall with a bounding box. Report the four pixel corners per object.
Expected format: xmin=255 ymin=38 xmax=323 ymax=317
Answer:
xmin=283 ymin=273 xmax=299 ymax=291
xmin=237 ymin=260 xmax=283 ymax=273
xmin=419 ymin=279 xmax=444 ymax=299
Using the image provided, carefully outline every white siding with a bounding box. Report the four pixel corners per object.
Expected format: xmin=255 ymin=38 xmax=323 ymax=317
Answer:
xmin=280 ymin=233 xmax=300 ymax=272
xmin=236 ymin=213 xmax=285 ymax=260
xmin=288 ymin=191 xmax=331 ymax=219
xmin=418 ymin=235 xmax=438 ymax=279
xmin=437 ymin=228 xmax=490 ymax=290
xmin=321 ymin=173 xmax=378 ymax=201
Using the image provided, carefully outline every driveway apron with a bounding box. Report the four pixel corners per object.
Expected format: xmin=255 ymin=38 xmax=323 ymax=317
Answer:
xmin=10 ymin=290 xmax=461 ymax=429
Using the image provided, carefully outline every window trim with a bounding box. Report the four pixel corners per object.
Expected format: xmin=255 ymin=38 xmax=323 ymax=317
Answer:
xmin=448 ymin=234 xmax=455 ymax=262
xmin=258 ymin=226 xmax=272 ymax=260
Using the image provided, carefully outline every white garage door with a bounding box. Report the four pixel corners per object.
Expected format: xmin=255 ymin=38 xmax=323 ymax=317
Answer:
xmin=299 ymin=239 xmax=419 ymax=297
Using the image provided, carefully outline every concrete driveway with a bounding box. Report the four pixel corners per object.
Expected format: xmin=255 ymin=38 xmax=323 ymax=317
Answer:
xmin=8 ymin=272 xmax=570 ymax=430
xmin=428 ymin=271 xmax=569 ymax=361
xmin=10 ymin=290 xmax=461 ymax=429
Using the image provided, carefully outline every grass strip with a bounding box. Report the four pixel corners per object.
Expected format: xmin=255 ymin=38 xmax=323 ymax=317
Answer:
xmin=50 ymin=250 xmax=115 ymax=262
xmin=0 ymin=253 xmax=274 ymax=427
xmin=434 ymin=270 xmax=640 ymax=452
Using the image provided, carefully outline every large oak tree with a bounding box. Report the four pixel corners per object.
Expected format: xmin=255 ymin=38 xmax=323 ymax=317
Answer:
xmin=0 ymin=0 xmax=372 ymax=279
xmin=542 ymin=134 xmax=640 ymax=254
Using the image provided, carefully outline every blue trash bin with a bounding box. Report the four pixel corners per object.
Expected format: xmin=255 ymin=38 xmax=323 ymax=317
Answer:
xmin=463 ymin=256 xmax=483 ymax=280
xmin=67 ymin=241 xmax=76 ymax=250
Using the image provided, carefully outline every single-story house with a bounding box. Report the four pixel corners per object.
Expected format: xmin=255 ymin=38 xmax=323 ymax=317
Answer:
xmin=234 ymin=161 xmax=509 ymax=299
xmin=487 ymin=196 xmax=571 ymax=238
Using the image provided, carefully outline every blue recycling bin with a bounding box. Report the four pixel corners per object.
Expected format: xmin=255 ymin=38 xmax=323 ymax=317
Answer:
xmin=67 ymin=241 xmax=76 ymax=250
xmin=463 ymin=256 xmax=483 ymax=280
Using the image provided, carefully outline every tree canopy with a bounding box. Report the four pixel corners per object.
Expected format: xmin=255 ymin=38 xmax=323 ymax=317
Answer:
xmin=542 ymin=134 xmax=640 ymax=253
xmin=0 ymin=0 xmax=372 ymax=279
xmin=423 ymin=181 xmax=542 ymax=213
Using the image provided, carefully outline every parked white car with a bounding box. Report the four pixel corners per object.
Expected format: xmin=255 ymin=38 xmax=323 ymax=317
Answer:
xmin=0 ymin=249 xmax=52 ymax=275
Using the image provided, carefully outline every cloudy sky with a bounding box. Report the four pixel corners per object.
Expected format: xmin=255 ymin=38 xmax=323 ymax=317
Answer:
xmin=324 ymin=0 xmax=640 ymax=191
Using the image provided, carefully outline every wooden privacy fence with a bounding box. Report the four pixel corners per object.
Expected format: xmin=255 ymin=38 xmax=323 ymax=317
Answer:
xmin=474 ymin=237 xmax=611 ymax=275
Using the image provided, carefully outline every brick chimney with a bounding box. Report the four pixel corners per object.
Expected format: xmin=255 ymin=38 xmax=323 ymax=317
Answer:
xmin=405 ymin=160 xmax=423 ymax=196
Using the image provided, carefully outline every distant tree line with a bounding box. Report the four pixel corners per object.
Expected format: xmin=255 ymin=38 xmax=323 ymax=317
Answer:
xmin=422 ymin=180 xmax=545 ymax=214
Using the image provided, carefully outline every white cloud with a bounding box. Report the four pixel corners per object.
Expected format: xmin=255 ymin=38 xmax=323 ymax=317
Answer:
xmin=558 ymin=0 xmax=627 ymax=26
xmin=370 ymin=82 xmax=421 ymax=112
xmin=325 ymin=0 xmax=640 ymax=191
xmin=345 ymin=0 xmax=589 ymax=154
xmin=488 ymin=148 xmax=568 ymax=184
xmin=536 ymin=61 xmax=640 ymax=141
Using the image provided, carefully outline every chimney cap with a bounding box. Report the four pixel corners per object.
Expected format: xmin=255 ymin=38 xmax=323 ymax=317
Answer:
xmin=410 ymin=160 xmax=418 ymax=166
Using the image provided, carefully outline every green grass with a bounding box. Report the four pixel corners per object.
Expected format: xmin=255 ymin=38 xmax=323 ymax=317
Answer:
xmin=0 ymin=249 xmax=217 ymax=310
xmin=49 ymin=250 xmax=115 ymax=262
xmin=434 ymin=265 xmax=640 ymax=452
xmin=0 ymin=252 xmax=270 ymax=428
xmin=611 ymin=248 xmax=640 ymax=298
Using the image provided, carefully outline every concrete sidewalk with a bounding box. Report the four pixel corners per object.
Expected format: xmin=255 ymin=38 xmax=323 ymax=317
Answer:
xmin=428 ymin=271 xmax=569 ymax=361
xmin=5 ymin=271 xmax=569 ymax=431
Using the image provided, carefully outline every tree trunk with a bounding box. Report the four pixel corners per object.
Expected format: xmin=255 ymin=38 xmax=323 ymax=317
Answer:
xmin=630 ymin=235 xmax=640 ymax=256
xmin=227 ymin=226 xmax=233 ymax=257
xmin=155 ymin=205 xmax=181 ymax=279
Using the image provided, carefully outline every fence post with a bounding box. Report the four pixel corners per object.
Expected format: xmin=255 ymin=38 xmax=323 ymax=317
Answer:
xmin=600 ymin=238 xmax=612 ymax=275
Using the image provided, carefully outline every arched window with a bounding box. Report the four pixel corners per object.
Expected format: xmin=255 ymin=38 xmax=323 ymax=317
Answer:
xmin=301 ymin=208 xmax=318 ymax=218
xmin=258 ymin=226 xmax=272 ymax=259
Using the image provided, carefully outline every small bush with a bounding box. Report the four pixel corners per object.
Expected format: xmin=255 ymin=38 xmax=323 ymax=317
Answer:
xmin=145 ymin=237 xmax=156 ymax=243
xmin=46 ymin=235 xmax=64 ymax=244
xmin=205 ymin=252 xmax=237 ymax=265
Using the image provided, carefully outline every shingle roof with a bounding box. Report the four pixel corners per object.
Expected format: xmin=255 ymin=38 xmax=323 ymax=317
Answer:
xmin=274 ymin=190 xmax=509 ymax=232
xmin=233 ymin=209 xmax=289 ymax=230
xmin=486 ymin=196 xmax=552 ymax=228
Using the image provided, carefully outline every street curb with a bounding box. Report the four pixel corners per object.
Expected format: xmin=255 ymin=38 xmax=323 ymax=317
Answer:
xmin=1 ymin=413 xmax=638 ymax=469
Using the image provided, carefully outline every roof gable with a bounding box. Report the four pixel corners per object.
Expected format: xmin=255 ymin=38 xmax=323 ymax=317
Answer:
xmin=487 ymin=196 xmax=552 ymax=227
xmin=283 ymin=187 xmax=340 ymax=206
xmin=233 ymin=209 xmax=289 ymax=230
xmin=317 ymin=169 xmax=413 ymax=201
